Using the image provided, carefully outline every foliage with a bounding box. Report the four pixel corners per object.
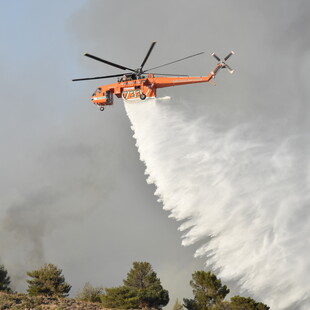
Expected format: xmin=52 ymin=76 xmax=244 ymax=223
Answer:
xmin=101 ymin=286 xmax=139 ymax=308
xmin=123 ymin=261 xmax=169 ymax=309
xmin=173 ymin=298 xmax=184 ymax=310
xmin=76 ymin=282 xmax=103 ymax=303
xmin=0 ymin=264 xmax=11 ymax=292
xmin=229 ymin=296 xmax=270 ymax=310
xmin=184 ymin=271 xmax=230 ymax=310
xmin=26 ymin=263 xmax=71 ymax=297
xmin=183 ymin=270 xmax=270 ymax=310
xmin=102 ymin=261 xmax=169 ymax=309
xmin=212 ymin=301 xmax=233 ymax=310
xmin=124 ymin=261 xmax=159 ymax=289
xmin=183 ymin=298 xmax=200 ymax=310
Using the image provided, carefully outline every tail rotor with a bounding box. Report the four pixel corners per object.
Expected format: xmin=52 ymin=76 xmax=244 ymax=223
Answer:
xmin=224 ymin=51 xmax=235 ymax=61
xmin=211 ymin=52 xmax=221 ymax=62
xmin=211 ymin=51 xmax=235 ymax=75
xmin=223 ymin=62 xmax=234 ymax=74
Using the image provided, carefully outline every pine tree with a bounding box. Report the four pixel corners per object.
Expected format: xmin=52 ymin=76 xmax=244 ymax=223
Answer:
xmin=0 ymin=264 xmax=11 ymax=292
xmin=229 ymin=296 xmax=270 ymax=310
xmin=123 ymin=261 xmax=169 ymax=309
xmin=102 ymin=261 xmax=169 ymax=309
xmin=26 ymin=263 xmax=71 ymax=297
xmin=183 ymin=270 xmax=270 ymax=310
xmin=101 ymin=286 xmax=139 ymax=308
xmin=183 ymin=271 xmax=229 ymax=310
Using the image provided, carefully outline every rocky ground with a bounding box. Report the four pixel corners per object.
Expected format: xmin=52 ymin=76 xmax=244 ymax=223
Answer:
xmin=0 ymin=292 xmax=109 ymax=310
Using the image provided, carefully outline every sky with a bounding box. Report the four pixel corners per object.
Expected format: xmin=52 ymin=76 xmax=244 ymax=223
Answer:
xmin=0 ymin=1 xmax=309 ymax=309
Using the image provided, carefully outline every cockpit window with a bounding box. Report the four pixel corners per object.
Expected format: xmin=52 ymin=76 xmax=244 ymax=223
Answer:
xmin=96 ymin=87 xmax=102 ymax=93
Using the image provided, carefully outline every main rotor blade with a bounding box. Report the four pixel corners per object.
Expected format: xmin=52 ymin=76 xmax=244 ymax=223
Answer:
xmin=84 ymin=53 xmax=135 ymax=72
xmin=72 ymin=73 xmax=127 ymax=82
xmin=145 ymin=52 xmax=204 ymax=72
xmin=150 ymin=73 xmax=189 ymax=77
xmin=140 ymin=41 xmax=157 ymax=69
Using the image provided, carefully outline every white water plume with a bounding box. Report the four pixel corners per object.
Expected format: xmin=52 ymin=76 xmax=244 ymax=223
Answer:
xmin=124 ymin=98 xmax=310 ymax=310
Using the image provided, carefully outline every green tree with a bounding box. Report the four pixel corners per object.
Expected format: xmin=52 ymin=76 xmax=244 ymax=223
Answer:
xmin=76 ymin=282 xmax=103 ymax=303
xmin=0 ymin=264 xmax=11 ymax=292
xmin=212 ymin=301 xmax=233 ymax=310
xmin=123 ymin=261 xmax=169 ymax=309
xmin=213 ymin=301 xmax=234 ymax=310
xmin=183 ymin=298 xmax=199 ymax=310
xmin=102 ymin=262 xmax=169 ymax=309
xmin=183 ymin=271 xmax=230 ymax=310
xmin=229 ymin=296 xmax=270 ymax=310
xmin=101 ymin=286 xmax=139 ymax=308
xmin=26 ymin=263 xmax=71 ymax=297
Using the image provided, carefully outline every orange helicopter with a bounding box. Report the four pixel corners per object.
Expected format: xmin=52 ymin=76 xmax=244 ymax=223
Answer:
xmin=73 ymin=42 xmax=234 ymax=111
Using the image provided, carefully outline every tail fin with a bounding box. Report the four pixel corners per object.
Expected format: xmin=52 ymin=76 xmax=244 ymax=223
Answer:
xmin=211 ymin=51 xmax=235 ymax=77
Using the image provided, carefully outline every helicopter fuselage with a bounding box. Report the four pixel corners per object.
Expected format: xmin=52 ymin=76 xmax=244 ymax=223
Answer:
xmin=91 ymin=69 xmax=219 ymax=108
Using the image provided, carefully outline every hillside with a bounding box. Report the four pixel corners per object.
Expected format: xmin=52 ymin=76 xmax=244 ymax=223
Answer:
xmin=0 ymin=292 xmax=109 ymax=310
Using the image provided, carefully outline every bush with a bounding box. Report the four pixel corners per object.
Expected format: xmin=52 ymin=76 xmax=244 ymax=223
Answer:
xmin=76 ymin=282 xmax=103 ymax=303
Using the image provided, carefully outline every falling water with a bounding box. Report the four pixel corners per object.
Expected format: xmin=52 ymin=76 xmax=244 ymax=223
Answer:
xmin=124 ymin=98 xmax=310 ymax=310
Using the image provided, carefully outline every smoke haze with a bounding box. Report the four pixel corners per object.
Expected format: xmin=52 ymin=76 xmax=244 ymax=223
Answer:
xmin=1 ymin=1 xmax=309 ymax=309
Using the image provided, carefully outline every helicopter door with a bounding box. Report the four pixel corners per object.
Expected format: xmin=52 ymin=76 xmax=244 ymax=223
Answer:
xmin=106 ymin=90 xmax=113 ymax=105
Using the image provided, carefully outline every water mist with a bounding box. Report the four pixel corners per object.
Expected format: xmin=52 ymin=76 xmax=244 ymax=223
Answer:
xmin=124 ymin=98 xmax=310 ymax=310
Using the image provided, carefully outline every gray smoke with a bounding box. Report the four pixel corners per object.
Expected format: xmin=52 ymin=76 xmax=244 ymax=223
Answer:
xmin=1 ymin=1 xmax=309 ymax=307
xmin=0 ymin=112 xmax=117 ymax=289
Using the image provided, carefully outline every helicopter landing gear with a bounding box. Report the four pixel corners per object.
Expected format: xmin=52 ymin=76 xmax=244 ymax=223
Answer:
xmin=100 ymin=107 xmax=104 ymax=111
xmin=140 ymin=93 xmax=146 ymax=100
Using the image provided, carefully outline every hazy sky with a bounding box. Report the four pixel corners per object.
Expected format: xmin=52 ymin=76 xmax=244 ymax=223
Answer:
xmin=1 ymin=1 xmax=309 ymax=309
xmin=0 ymin=0 xmax=206 ymax=302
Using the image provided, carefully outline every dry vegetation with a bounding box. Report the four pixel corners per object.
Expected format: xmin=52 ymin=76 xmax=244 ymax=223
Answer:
xmin=0 ymin=292 xmax=109 ymax=310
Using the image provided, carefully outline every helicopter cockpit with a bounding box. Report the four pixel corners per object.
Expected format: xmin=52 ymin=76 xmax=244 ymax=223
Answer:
xmin=92 ymin=87 xmax=102 ymax=96
xmin=91 ymin=87 xmax=113 ymax=110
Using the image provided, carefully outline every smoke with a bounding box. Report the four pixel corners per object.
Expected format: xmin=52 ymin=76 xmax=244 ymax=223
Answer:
xmin=124 ymin=98 xmax=310 ymax=310
xmin=2 ymin=0 xmax=309 ymax=303
xmin=0 ymin=112 xmax=118 ymax=290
